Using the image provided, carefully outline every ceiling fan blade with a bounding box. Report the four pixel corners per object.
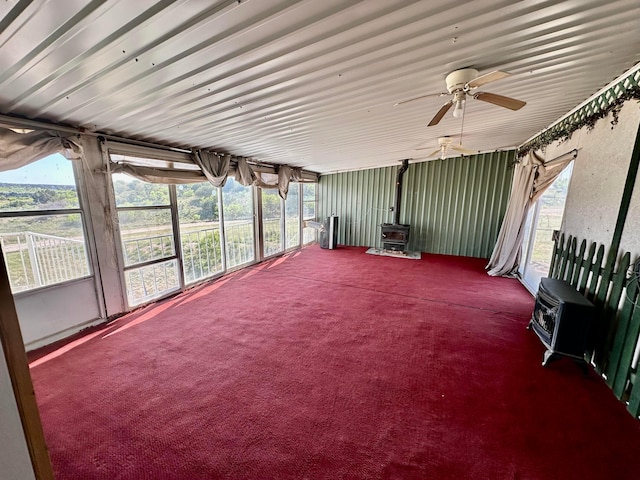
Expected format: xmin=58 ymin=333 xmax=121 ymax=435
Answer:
xmin=394 ymin=91 xmax=448 ymax=106
xmin=415 ymin=146 xmax=442 ymax=156
xmin=467 ymin=70 xmax=510 ymax=89
xmin=450 ymin=144 xmax=477 ymax=155
xmin=473 ymin=91 xmax=526 ymax=110
xmin=427 ymin=100 xmax=453 ymax=126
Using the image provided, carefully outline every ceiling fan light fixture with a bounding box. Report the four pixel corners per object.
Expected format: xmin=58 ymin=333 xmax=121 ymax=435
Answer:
xmin=397 ymin=68 xmax=525 ymax=126
xmin=452 ymin=98 xmax=465 ymax=118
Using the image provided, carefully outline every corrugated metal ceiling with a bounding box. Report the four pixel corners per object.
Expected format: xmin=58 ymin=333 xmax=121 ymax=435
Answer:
xmin=1 ymin=0 xmax=639 ymax=173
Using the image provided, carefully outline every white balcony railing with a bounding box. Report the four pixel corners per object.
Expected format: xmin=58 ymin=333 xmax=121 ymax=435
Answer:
xmin=2 ymin=217 xmax=313 ymax=295
xmin=0 ymin=231 xmax=89 ymax=292
xmin=224 ymin=220 xmax=255 ymax=268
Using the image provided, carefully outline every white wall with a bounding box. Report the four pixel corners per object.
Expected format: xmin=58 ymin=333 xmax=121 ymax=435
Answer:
xmin=0 ymin=342 xmax=36 ymax=480
xmin=543 ymin=100 xmax=640 ymax=255
xmin=15 ymin=277 xmax=102 ymax=348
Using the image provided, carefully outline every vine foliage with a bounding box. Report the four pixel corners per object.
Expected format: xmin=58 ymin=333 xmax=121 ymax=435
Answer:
xmin=517 ymin=84 xmax=640 ymax=159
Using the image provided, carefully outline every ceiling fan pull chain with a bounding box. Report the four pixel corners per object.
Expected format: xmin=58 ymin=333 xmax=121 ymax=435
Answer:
xmin=459 ymin=100 xmax=466 ymax=146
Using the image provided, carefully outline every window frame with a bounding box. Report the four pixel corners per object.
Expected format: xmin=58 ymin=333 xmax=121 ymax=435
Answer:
xmin=107 ymin=141 xmax=317 ymax=307
xmin=0 ymin=157 xmax=94 ymax=295
xmin=110 ymin=172 xmax=182 ymax=308
xmin=302 ymin=182 xmax=318 ymax=245
xmin=518 ymin=162 xmax=574 ymax=293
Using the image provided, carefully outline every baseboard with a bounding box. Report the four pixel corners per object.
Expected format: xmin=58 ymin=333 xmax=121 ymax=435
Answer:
xmin=25 ymin=317 xmax=107 ymax=352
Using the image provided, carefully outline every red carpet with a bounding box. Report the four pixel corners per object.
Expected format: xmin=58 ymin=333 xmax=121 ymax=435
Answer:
xmin=29 ymin=246 xmax=640 ymax=479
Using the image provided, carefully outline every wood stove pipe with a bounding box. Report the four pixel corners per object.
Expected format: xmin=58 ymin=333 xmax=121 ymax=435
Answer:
xmin=394 ymin=159 xmax=409 ymax=225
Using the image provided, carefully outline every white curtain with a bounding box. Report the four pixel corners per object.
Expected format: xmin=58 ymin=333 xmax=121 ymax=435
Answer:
xmin=486 ymin=149 xmax=576 ymax=276
xmin=0 ymin=127 xmax=82 ymax=171
xmin=252 ymin=166 xmax=296 ymax=200
xmin=111 ymin=157 xmax=308 ymax=201
xmin=193 ymin=150 xmax=230 ymax=187
xmin=235 ymin=157 xmax=257 ymax=186
xmin=277 ymin=165 xmax=293 ymax=199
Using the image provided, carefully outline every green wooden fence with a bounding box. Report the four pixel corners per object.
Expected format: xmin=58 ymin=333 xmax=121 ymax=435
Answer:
xmin=549 ymin=233 xmax=640 ymax=419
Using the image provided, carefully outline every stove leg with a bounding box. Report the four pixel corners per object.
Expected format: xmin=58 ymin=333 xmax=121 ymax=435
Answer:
xmin=574 ymin=358 xmax=589 ymax=376
xmin=542 ymin=349 xmax=556 ymax=367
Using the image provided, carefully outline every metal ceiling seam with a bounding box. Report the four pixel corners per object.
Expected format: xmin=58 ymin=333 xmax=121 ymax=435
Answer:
xmin=143 ymin=39 xmax=483 ymax=136
xmin=76 ymin=29 xmax=632 ymax=142
xmin=0 ymin=0 xmax=35 ymax=41
xmin=111 ymin=1 xmax=534 ymax=129
xmin=5 ymin=0 xmax=202 ymax=111
xmin=55 ymin=0 xmax=368 ymax=124
xmin=0 ymin=0 xmax=113 ymax=87
xmin=124 ymin=22 xmax=636 ymax=140
xmin=83 ymin=0 xmax=430 ymax=128
xmin=108 ymin=8 xmax=451 ymax=130
xmin=21 ymin=0 xmax=242 ymax=115
xmin=104 ymin=0 xmax=536 ymax=131
xmin=31 ymin=0 xmax=306 ymax=120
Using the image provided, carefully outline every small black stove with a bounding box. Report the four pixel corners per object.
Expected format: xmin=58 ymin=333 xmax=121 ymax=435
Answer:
xmin=380 ymin=159 xmax=411 ymax=252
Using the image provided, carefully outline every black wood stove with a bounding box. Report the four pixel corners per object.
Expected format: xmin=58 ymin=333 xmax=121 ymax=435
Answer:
xmin=381 ymin=159 xmax=410 ymax=252
xmin=528 ymin=278 xmax=594 ymax=366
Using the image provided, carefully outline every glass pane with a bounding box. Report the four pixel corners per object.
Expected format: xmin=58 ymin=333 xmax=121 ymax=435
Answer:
xmin=177 ymin=183 xmax=223 ymax=284
xmin=285 ymin=184 xmax=300 ymax=249
xmin=118 ymin=209 xmax=174 ymax=266
xmin=302 ymin=183 xmax=317 ymax=244
xmin=222 ymin=177 xmax=255 ymax=268
xmin=112 ymin=173 xmax=170 ymax=207
xmin=262 ymin=189 xmax=283 ymax=257
xmin=303 ymin=183 xmax=316 ymax=201
xmin=0 ymin=153 xmax=79 ymax=212
xmin=527 ymin=163 xmax=574 ymax=285
xmin=124 ymin=259 xmax=179 ymax=306
xmin=0 ymin=214 xmax=90 ymax=293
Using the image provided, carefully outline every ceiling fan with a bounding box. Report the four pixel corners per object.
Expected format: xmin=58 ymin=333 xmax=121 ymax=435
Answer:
xmin=395 ymin=68 xmax=526 ymax=126
xmin=417 ymin=136 xmax=476 ymax=160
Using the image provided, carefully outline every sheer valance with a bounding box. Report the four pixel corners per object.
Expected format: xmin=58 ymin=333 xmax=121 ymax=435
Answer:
xmin=0 ymin=127 xmax=82 ymax=172
xmin=193 ymin=151 xmax=231 ymax=187
xmin=105 ymin=140 xmax=318 ymax=199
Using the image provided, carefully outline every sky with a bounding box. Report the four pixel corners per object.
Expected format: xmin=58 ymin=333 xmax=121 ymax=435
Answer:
xmin=0 ymin=153 xmax=75 ymax=185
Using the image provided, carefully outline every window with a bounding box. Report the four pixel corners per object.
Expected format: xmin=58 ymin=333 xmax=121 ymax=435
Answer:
xmin=519 ymin=163 xmax=574 ymax=292
xmin=302 ymin=183 xmax=317 ymax=244
xmin=113 ymin=173 xmax=179 ymax=306
xmin=222 ymin=177 xmax=255 ymax=268
xmin=177 ymin=183 xmax=223 ymax=284
xmin=0 ymin=154 xmax=91 ymax=293
xmin=285 ymin=184 xmax=300 ymax=249
xmin=108 ymin=148 xmax=312 ymax=305
xmin=261 ymin=188 xmax=283 ymax=257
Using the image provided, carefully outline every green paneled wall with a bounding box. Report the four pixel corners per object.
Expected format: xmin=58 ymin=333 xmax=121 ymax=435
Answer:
xmin=318 ymin=151 xmax=515 ymax=258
